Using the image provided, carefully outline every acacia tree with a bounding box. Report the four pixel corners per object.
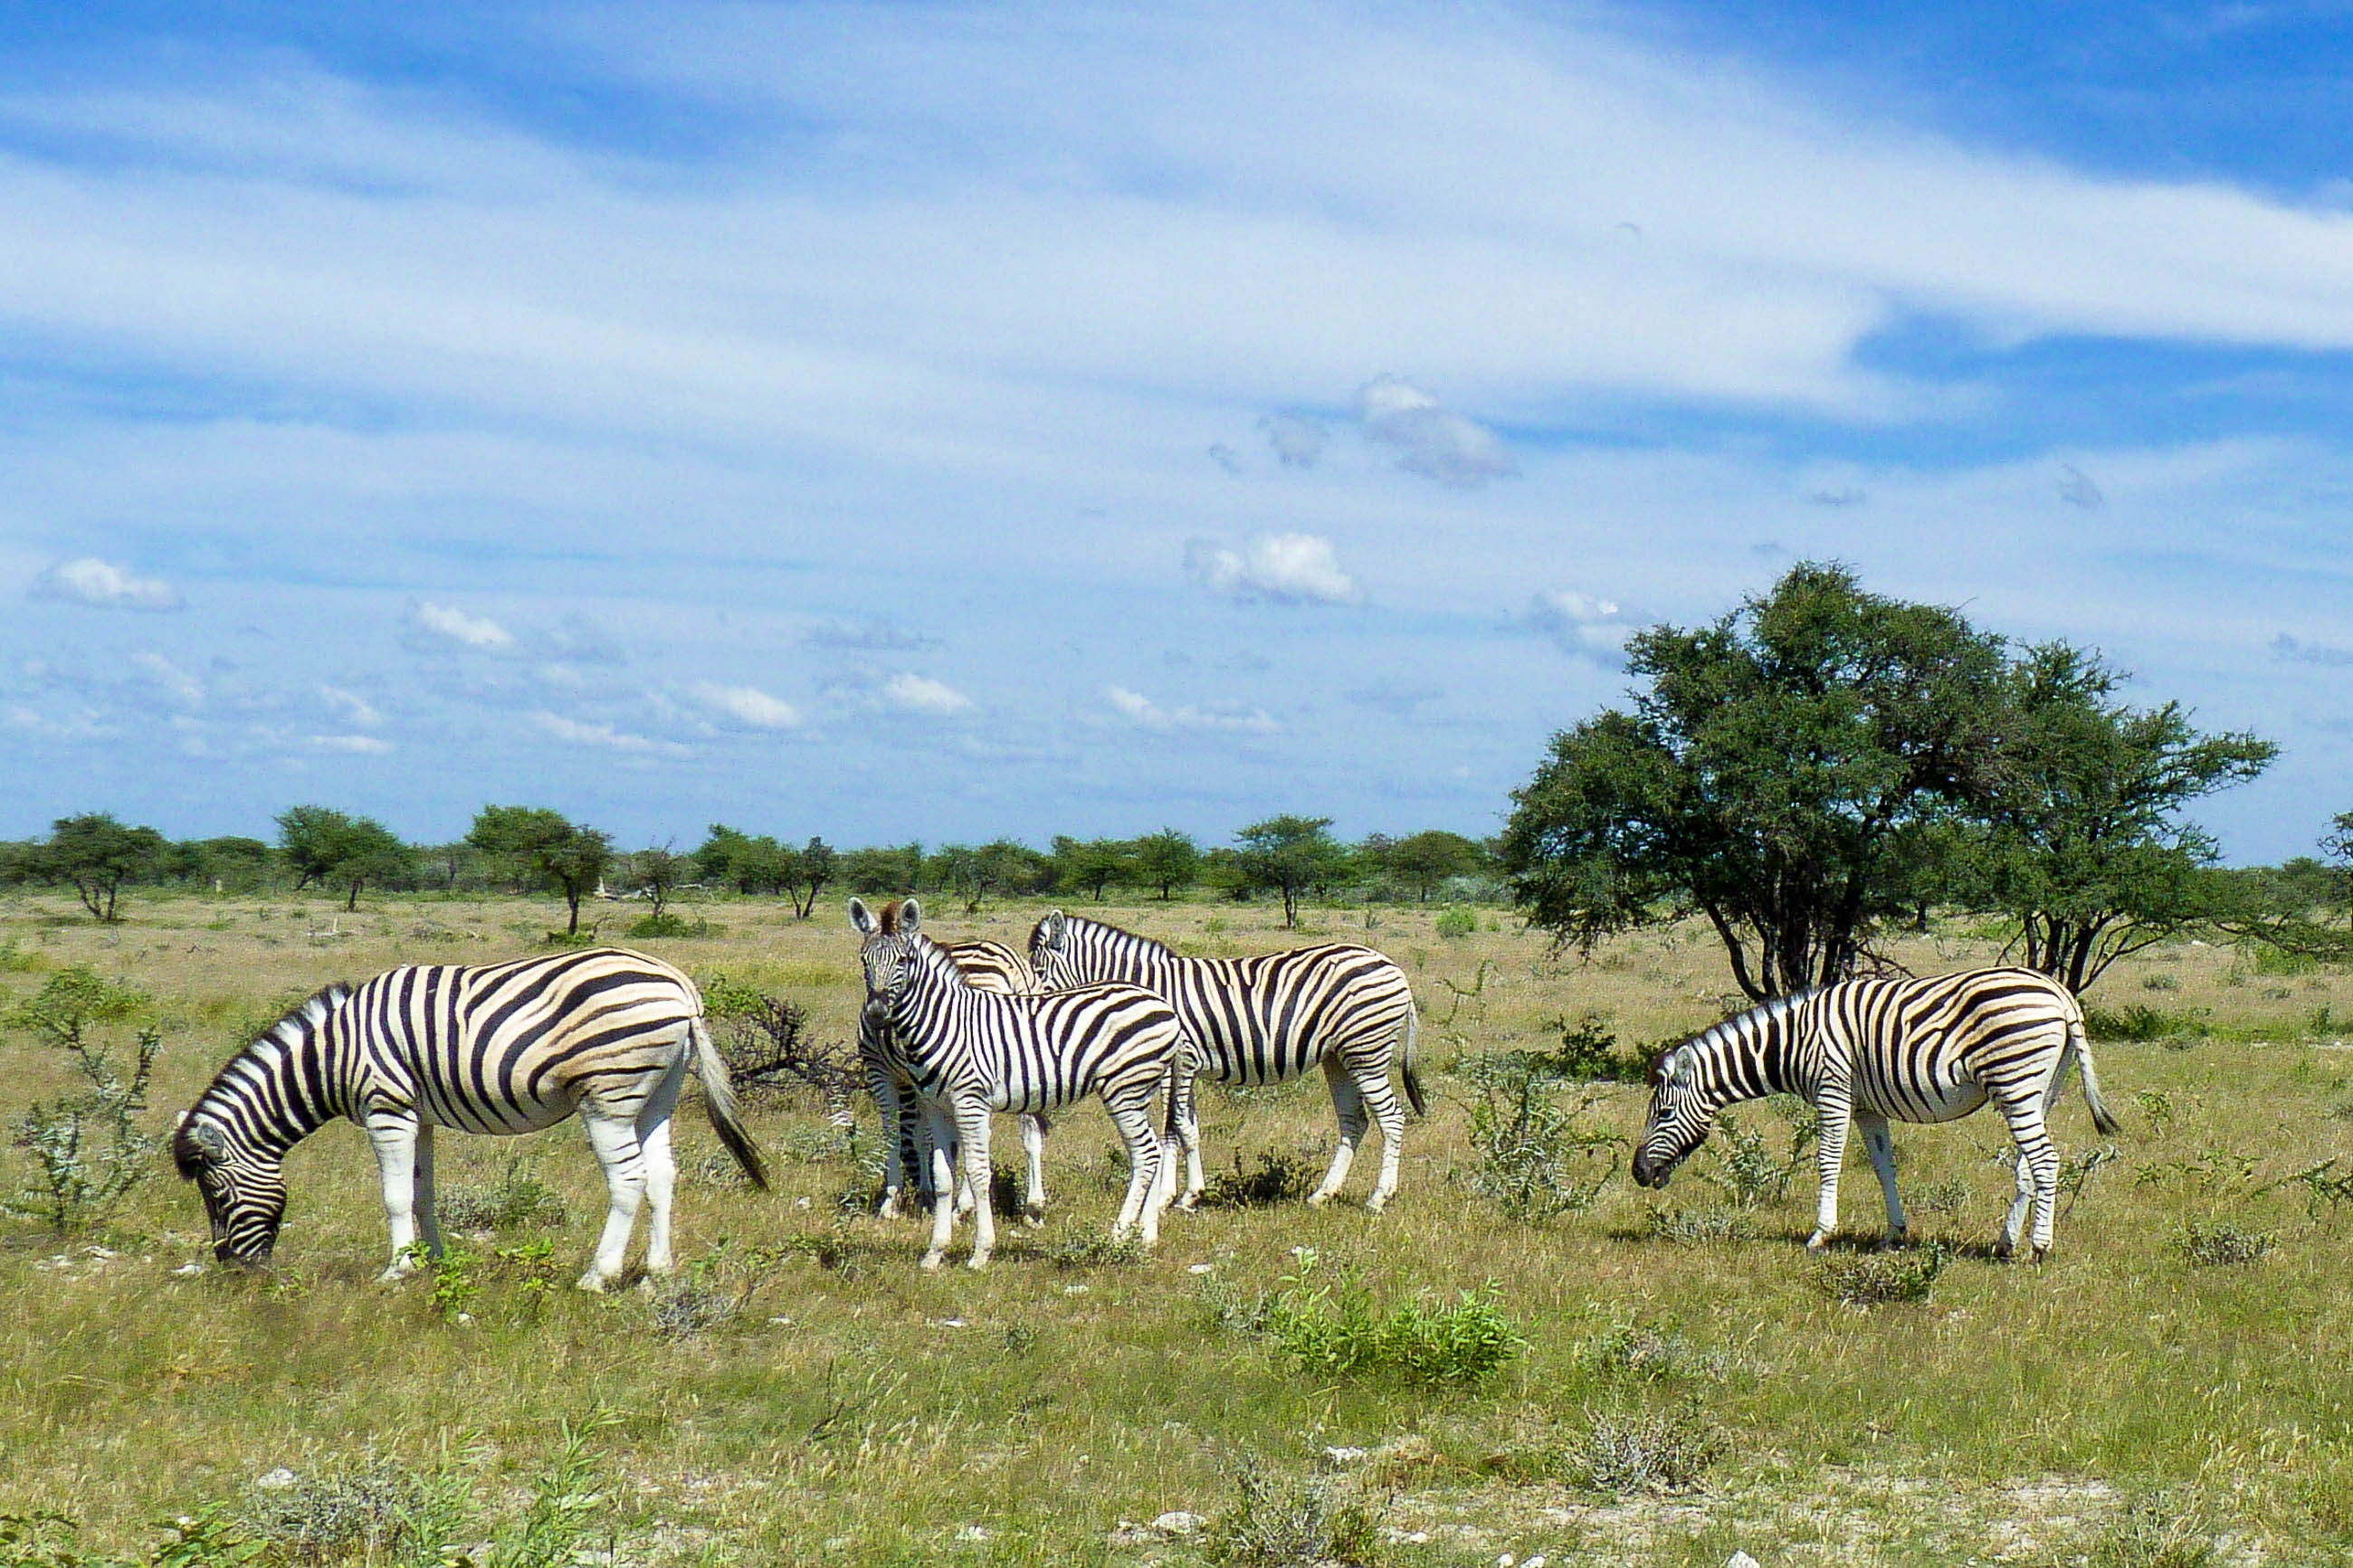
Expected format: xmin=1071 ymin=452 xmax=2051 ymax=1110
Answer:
xmin=27 ymin=814 xmax=168 ymax=923
xmin=1233 ymin=815 xmax=1352 ymax=928
xmin=275 ymin=805 xmax=407 ymax=910
xmin=1380 ymin=830 xmax=1490 ymax=902
xmin=1959 ymin=643 xmax=2275 ymax=994
xmin=2324 ymin=811 xmax=2353 ymax=918
xmin=626 ymin=845 xmax=684 ymax=922
xmin=786 ymin=837 xmax=834 ymax=918
xmin=1052 ymin=836 xmax=1134 ymax=902
xmin=467 ymin=805 xmax=613 ymax=936
xmin=1129 ymin=829 xmax=1201 ymax=900
xmin=1502 ymin=563 xmax=2009 ymax=1001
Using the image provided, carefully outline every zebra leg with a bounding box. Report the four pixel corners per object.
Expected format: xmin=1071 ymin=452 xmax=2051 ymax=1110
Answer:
xmin=1807 ymin=1088 xmax=1853 ymax=1251
xmin=1995 ymin=1090 xmax=2062 ymax=1260
xmin=1307 ymin=1057 xmax=1368 ymax=1208
xmin=366 ymin=1110 xmax=425 ymax=1283
xmin=412 ymin=1122 xmax=443 ymax=1265
xmin=1019 ymin=1113 xmax=1049 ymax=1226
xmin=956 ymin=1098 xmax=996 ymax=1270
xmin=860 ymin=1010 xmax=913 ymax=1220
xmin=577 ymin=1109 xmax=650 ymax=1292
xmin=920 ymin=1103 xmax=959 ymax=1271
xmin=1105 ymin=1086 xmax=1165 ymax=1249
xmin=639 ymin=1117 xmax=679 ymax=1280
xmin=1854 ymin=1109 xmax=1907 ymax=1247
xmin=1998 ymin=1148 xmax=2034 ymax=1259
xmin=1359 ymin=1064 xmax=1409 ymax=1213
xmin=1166 ymin=1065 xmax=1204 ymax=1213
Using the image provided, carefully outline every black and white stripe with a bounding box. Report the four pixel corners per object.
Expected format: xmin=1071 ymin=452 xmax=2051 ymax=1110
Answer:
xmin=852 ymin=898 xmax=1186 ymax=1269
xmin=1029 ymin=910 xmax=1424 ymax=1212
xmin=861 ymin=937 xmax=1053 ymax=1224
xmin=1631 ymin=967 xmax=2120 ymax=1259
xmin=173 ymin=947 xmax=767 ymax=1289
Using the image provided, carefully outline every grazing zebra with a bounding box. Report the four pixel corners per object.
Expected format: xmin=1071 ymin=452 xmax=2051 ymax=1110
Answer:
xmin=173 ymin=948 xmax=768 ymax=1290
xmin=851 ymin=898 xmax=1186 ymax=1269
xmin=1630 ymin=967 xmax=2120 ymax=1260
xmin=862 ymin=936 xmax=1053 ymax=1224
xmin=1029 ymin=910 xmax=1423 ymax=1212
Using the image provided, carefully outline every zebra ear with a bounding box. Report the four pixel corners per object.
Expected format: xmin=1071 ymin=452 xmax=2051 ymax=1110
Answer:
xmin=193 ymin=1120 xmax=228 ymax=1158
xmin=900 ymin=898 xmax=922 ymax=934
xmin=847 ymin=898 xmax=876 ymax=936
xmin=1040 ymin=909 xmax=1066 ymax=949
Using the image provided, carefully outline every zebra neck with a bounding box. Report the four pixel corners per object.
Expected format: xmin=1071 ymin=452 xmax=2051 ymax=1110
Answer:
xmin=1710 ymin=1004 xmax=1819 ymax=1105
xmin=1073 ymin=931 xmax=1171 ymax=986
xmin=891 ymin=944 xmax=986 ymax=1061
xmin=218 ymin=1025 xmax=355 ymax=1153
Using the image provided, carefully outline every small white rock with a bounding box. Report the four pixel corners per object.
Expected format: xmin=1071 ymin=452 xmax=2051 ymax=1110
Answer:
xmin=795 ymin=1196 xmax=812 ymax=1210
xmin=1729 ymin=1553 xmax=1763 ymax=1568
xmin=173 ymin=1262 xmax=205 ymax=1278
xmin=254 ymin=1468 xmax=297 ymax=1491
xmin=455 ymin=1312 xmax=475 ymax=1326
xmin=1187 ymin=1262 xmax=1214 ymax=1275
xmin=1323 ymin=1446 xmax=1368 ymax=1465
xmin=1528 ymin=1556 xmax=1547 ymax=1568
xmin=1149 ymin=1511 xmax=1205 ymax=1536
xmin=941 ymin=1316 xmax=968 ymax=1328
xmin=1500 ymin=1554 xmax=1516 ymax=1567
xmin=955 ymin=1525 xmax=990 ymax=1542
xmin=768 ymin=1316 xmax=795 ymax=1327
xmin=1063 ymin=1284 xmax=1089 ymax=1296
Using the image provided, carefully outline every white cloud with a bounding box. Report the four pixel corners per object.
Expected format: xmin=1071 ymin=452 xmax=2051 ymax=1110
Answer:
xmin=1185 ymin=533 xmax=1361 ymax=606
xmin=414 ymin=602 xmax=516 ymax=651
xmin=1352 ymin=376 xmax=1515 ymax=489
xmin=32 ymin=558 xmax=183 ymax=612
xmin=1105 ymin=685 xmax=1280 ymax=735
xmin=319 ymin=685 xmax=381 ymax=726
xmin=1526 ymin=590 xmax=1634 ymax=665
xmin=692 ymin=681 xmax=802 ymax=728
xmin=132 ymin=651 xmax=204 ymax=706
xmin=532 ymin=710 xmax=681 ymax=753
xmin=882 ymin=673 xmax=974 ymax=716
xmin=310 ymin=733 xmax=394 ymax=754
xmin=1260 ymin=413 xmax=1329 ymax=469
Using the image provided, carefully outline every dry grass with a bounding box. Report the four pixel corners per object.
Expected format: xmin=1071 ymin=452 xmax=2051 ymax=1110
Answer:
xmin=0 ymin=889 xmax=2349 ymax=1563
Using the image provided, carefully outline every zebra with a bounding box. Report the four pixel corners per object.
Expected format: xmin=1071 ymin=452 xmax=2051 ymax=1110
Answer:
xmin=1028 ymin=909 xmax=1424 ymax=1212
xmin=1629 ymin=967 xmax=2120 ymax=1260
xmin=172 ymin=947 xmax=768 ymax=1291
xmin=851 ymin=897 xmax=1187 ymax=1269
xmin=862 ymin=936 xmax=1053 ymax=1224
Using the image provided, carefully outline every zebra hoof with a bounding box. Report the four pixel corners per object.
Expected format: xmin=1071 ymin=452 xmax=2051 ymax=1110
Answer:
xmin=919 ymin=1250 xmax=946 ymax=1272
xmin=1021 ymin=1212 xmax=1045 ymax=1230
xmin=1175 ymin=1194 xmax=1201 ymax=1214
xmin=576 ymin=1272 xmax=609 ymax=1294
xmin=2031 ymin=1244 xmax=2051 ymax=1264
xmin=965 ymin=1253 xmax=991 ymax=1272
xmin=1305 ymin=1191 xmax=1333 ymax=1210
xmin=1805 ymin=1230 xmax=1830 ymax=1252
xmin=1881 ymin=1229 xmax=1910 ymax=1251
xmin=1365 ymin=1193 xmax=1391 ymax=1214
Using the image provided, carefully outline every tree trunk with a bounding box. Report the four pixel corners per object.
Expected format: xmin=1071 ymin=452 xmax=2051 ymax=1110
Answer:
xmin=346 ymin=880 xmax=362 ymax=912
xmin=566 ymin=888 xmax=583 ymax=935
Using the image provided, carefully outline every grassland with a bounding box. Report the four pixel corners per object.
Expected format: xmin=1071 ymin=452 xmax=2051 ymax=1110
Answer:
xmin=1 ymin=889 xmax=2350 ymax=1565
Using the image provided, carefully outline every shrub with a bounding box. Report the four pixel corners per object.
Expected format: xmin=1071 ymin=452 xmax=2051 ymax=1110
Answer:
xmin=435 ymin=1156 xmax=566 ymax=1232
xmin=1204 ymin=1470 xmax=1384 ymax=1568
xmin=1694 ymin=1098 xmax=1817 ymax=1211
xmin=3 ymin=969 xmax=160 ymax=1235
xmin=1815 ymin=1243 xmax=1948 ymax=1307
xmin=2083 ymin=1003 xmax=2204 ymax=1042
xmin=1433 ymin=904 xmax=1477 ymax=940
xmin=2176 ymin=1221 xmax=2274 ymax=1267
xmin=701 ymin=977 xmax=859 ymax=1110
xmin=1462 ymin=1066 xmax=1619 ymax=1221
xmin=1577 ymin=1402 xmax=1727 ymax=1495
xmin=2089 ymin=1492 xmax=2218 ymax=1568
xmin=240 ymin=1458 xmax=432 ymax=1563
xmin=1196 ymin=1150 xmax=1319 ymax=1210
xmin=1044 ymin=1231 xmax=1146 ymax=1270
xmin=1262 ymin=1252 xmax=1523 ymax=1385
xmin=1645 ymin=1205 xmax=1756 ymax=1245
xmin=1577 ymin=1320 xmax=1729 ymax=1383
xmin=1915 ymin=1177 xmax=1971 ymax=1221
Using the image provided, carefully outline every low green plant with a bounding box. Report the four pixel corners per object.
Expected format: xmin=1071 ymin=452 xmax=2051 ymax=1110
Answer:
xmin=2274 ymin=1157 xmax=2353 ymax=1229
xmin=1815 ymin=1242 xmax=1948 ymax=1307
xmin=424 ymin=1244 xmax=481 ymax=1322
xmin=1261 ymin=1252 xmax=1523 ymax=1385
xmin=1196 ymin=1150 xmax=1318 ymax=1210
xmin=1577 ymin=1401 xmax=1728 ymax=1495
xmin=1044 ymin=1231 xmax=1146 ymax=1270
xmin=2058 ymin=1144 xmax=2121 ymax=1221
xmin=2084 ymin=1003 xmax=2205 ymax=1043
xmin=1694 ymin=1098 xmax=1817 ymax=1211
xmin=3 ymin=969 xmax=161 ymax=1234
xmin=238 ymin=1458 xmax=425 ymax=1563
xmin=1203 ymin=1469 xmax=1384 ymax=1568
xmin=1433 ymin=905 xmax=1476 ymax=940
xmin=2089 ymin=1491 xmax=2218 ymax=1568
xmin=1915 ymin=1176 xmax=1971 ymax=1220
xmin=1577 ymin=1320 xmax=1729 ymax=1383
xmin=1462 ymin=1066 xmax=1619 ymax=1221
xmin=2175 ymin=1221 xmax=2274 ymax=1267
xmin=1645 ymin=1205 xmax=1756 ymax=1245
xmin=435 ymin=1155 xmax=566 ymax=1233
xmin=494 ymin=1239 xmax=561 ymax=1308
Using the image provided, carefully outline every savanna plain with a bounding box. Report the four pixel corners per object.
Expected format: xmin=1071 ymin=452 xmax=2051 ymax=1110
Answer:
xmin=4 ymin=890 xmax=2351 ymax=1567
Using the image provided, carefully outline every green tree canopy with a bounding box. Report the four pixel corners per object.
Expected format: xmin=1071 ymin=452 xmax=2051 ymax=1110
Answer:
xmin=275 ymin=805 xmax=409 ymax=911
xmin=1129 ymin=828 xmax=1201 ymax=900
xmin=1233 ymin=815 xmax=1352 ymax=928
xmin=926 ymin=840 xmax=1048 ymax=913
xmin=25 ymin=813 xmax=168 ymax=923
xmin=1957 ymin=642 xmax=2275 ymax=993
xmin=1501 ymin=562 xmax=2010 ymax=1000
xmin=1051 ymin=836 xmax=1135 ymax=902
xmin=786 ymin=837 xmax=834 ymax=919
xmin=840 ymin=842 xmax=923 ymax=897
xmin=467 ymin=805 xmax=613 ymax=936
xmin=694 ymin=824 xmax=790 ymax=895
xmin=1375 ymin=830 xmax=1491 ymax=902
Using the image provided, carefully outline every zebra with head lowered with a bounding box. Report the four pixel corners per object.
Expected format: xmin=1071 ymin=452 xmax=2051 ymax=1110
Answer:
xmin=1029 ymin=910 xmax=1423 ymax=1212
xmin=851 ymin=897 xmax=1187 ymax=1269
xmin=173 ymin=947 xmax=767 ymax=1290
xmin=1631 ymin=967 xmax=2120 ymax=1260
xmin=862 ymin=937 xmax=1053 ymax=1224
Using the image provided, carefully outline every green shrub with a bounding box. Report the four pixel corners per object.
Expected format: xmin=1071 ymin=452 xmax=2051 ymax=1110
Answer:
xmin=1577 ymin=1401 xmax=1728 ymax=1495
xmin=1462 ymin=1066 xmax=1619 ymax=1221
xmin=1577 ymin=1320 xmax=1729 ymax=1383
xmin=1433 ymin=905 xmax=1477 ymax=940
xmin=2175 ymin=1221 xmax=2274 ymax=1267
xmin=1044 ymin=1231 xmax=1146 ymax=1270
xmin=1815 ymin=1243 xmax=1948 ymax=1307
xmin=1694 ymin=1098 xmax=1817 ymax=1211
xmin=3 ymin=969 xmax=161 ymax=1235
xmin=1204 ymin=1470 xmax=1384 ymax=1567
xmin=1262 ymin=1252 xmax=1523 ymax=1385
xmin=435 ymin=1156 xmax=566 ymax=1232
xmin=2083 ymin=1003 xmax=2205 ymax=1042
xmin=1196 ymin=1150 xmax=1319 ymax=1210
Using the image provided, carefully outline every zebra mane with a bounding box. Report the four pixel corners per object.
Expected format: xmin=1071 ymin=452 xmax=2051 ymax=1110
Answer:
xmin=874 ymin=900 xmax=904 ymax=936
xmin=1053 ymin=913 xmax=1172 ymax=958
xmin=205 ymin=982 xmax=354 ymax=1096
xmin=1654 ymin=990 xmax=1811 ymax=1084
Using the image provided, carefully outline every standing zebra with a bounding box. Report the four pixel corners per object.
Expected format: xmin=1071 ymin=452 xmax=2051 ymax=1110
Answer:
xmin=173 ymin=948 xmax=767 ymax=1290
xmin=851 ymin=898 xmax=1186 ymax=1269
xmin=1630 ymin=967 xmax=2120 ymax=1259
xmin=862 ymin=936 xmax=1053 ymax=1224
xmin=1028 ymin=910 xmax=1423 ymax=1212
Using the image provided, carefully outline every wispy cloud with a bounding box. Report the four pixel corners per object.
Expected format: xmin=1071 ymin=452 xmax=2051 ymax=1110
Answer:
xmin=2273 ymin=632 xmax=2353 ymax=667
xmin=131 ymin=652 xmax=205 ymax=707
xmin=1260 ymin=413 xmax=1329 ymax=469
xmin=319 ymin=686 xmax=382 ymax=727
xmin=881 ymin=673 xmax=973 ymax=716
xmin=532 ymin=710 xmax=681 ymax=753
xmin=805 ymin=619 xmax=941 ymax=652
xmin=692 ymin=681 xmax=802 ymax=728
xmin=32 ymin=558 xmax=183 ymax=613
xmin=414 ymin=602 xmax=516 ymax=651
xmin=1525 ymin=590 xmax=1634 ymax=665
xmin=1106 ymin=685 xmax=1279 ymax=734
xmin=1353 ymin=375 xmax=1514 ymax=489
xmin=1185 ymin=534 xmax=1361 ymax=606
xmin=310 ymin=733 xmax=395 ymax=755
xmin=2057 ymin=464 xmax=2106 ymax=508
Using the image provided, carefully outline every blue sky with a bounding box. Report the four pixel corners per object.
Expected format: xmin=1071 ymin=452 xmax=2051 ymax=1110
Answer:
xmin=1 ymin=1 xmax=2348 ymax=859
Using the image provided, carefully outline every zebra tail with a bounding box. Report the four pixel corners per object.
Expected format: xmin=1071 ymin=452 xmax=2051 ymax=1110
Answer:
xmin=690 ymin=1016 xmax=771 ymax=1191
xmin=2070 ymin=1012 xmax=2122 ymax=1137
xmin=1400 ymin=1001 xmax=1427 ymax=1119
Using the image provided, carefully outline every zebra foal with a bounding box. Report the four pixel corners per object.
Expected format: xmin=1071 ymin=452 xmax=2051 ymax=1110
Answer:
xmin=1029 ymin=910 xmax=1423 ymax=1211
xmin=1630 ymin=967 xmax=2120 ymax=1259
xmin=852 ymin=898 xmax=1187 ymax=1269
xmin=862 ymin=936 xmax=1053 ymax=1223
xmin=173 ymin=947 xmax=767 ymax=1290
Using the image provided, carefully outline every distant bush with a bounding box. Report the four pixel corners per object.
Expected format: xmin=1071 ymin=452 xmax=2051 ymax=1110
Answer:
xmin=1577 ymin=1401 xmax=1727 ymax=1495
xmin=2176 ymin=1221 xmax=2274 ymax=1268
xmin=1204 ymin=1469 xmax=1384 ymax=1568
xmin=1433 ymin=904 xmax=1477 ymax=940
xmin=1815 ymin=1243 xmax=1948 ymax=1307
xmin=2083 ymin=1003 xmax=2205 ymax=1042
